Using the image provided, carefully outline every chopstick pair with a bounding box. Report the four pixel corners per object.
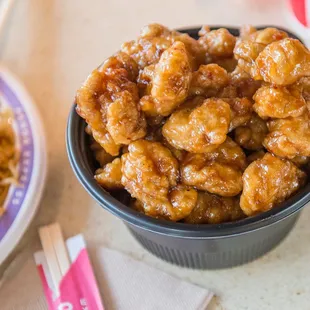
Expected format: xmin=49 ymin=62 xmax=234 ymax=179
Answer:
xmin=35 ymin=223 xmax=104 ymax=310
xmin=38 ymin=223 xmax=70 ymax=296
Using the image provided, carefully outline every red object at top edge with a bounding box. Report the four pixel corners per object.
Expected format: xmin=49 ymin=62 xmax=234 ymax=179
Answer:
xmin=290 ymin=0 xmax=307 ymax=26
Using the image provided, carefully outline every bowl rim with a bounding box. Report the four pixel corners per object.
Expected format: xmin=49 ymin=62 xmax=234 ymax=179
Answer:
xmin=66 ymin=26 xmax=310 ymax=239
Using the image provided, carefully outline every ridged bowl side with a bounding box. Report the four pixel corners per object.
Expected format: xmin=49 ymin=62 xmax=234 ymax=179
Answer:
xmin=127 ymin=213 xmax=299 ymax=269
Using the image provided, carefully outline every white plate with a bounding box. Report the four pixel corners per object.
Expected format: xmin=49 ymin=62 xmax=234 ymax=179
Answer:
xmin=0 ymin=66 xmax=47 ymax=264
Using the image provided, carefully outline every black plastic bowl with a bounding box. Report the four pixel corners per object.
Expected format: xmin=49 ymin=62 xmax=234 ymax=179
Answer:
xmin=67 ymin=26 xmax=310 ymax=269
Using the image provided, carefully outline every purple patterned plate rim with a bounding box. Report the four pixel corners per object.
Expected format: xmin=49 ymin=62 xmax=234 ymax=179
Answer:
xmin=0 ymin=66 xmax=47 ymax=264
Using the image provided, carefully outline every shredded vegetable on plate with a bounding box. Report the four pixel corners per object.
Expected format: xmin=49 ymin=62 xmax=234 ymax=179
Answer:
xmin=0 ymin=104 xmax=18 ymax=214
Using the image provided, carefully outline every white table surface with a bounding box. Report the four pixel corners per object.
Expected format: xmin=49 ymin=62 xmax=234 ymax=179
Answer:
xmin=1 ymin=0 xmax=310 ymax=309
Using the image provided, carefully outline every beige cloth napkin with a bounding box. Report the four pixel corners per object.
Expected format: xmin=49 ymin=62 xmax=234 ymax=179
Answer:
xmin=0 ymin=247 xmax=213 ymax=310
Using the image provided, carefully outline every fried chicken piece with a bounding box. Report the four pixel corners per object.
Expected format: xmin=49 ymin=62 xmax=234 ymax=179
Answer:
xmin=140 ymin=23 xmax=171 ymax=38
xmin=131 ymin=185 xmax=198 ymax=221
xmin=150 ymin=96 xmax=201 ymax=161
xmin=181 ymin=157 xmax=243 ymax=197
xmin=168 ymin=185 xmax=199 ymax=221
xmin=253 ymin=27 xmax=288 ymax=45
xmin=181 ymin=156 xmax=243 ymax=197
xmin=235 ymin=113 xmax=268 ymax=150
xmin=122 ymin=23 xmax=204 ymax=70
xmin=162 ymin=98 xmax=231 ymax=153
xmin=76 ymin=70 xmax=120 ymax=155
xmin=97 ymin=66 xmax=139 ymax=104
xmin=234 ymin=28 xmax=288 ymax=77
xmin=199 ymin=28 xmax=236 ymax=58
xmin=107 ymin=91 xmax=147 ymax=145
xmin=150 ymin=41 xmax=192 ymax=111
xmin=184 ymin=192 xmax=244 ymax=224
xmin=264 ymin=113 xmax=310 ymax=158
xmin=253 ymin=84 xmax=307 ymax=118
xmin=100 ymin=51 xmax=139 ymax=81
xmin=240 ymin=153 xmax=306 ymax=216
xmin=121 ymin=140 xmax=197 ymax=221
xmin=140 ymin=42 xmax=192 ymax=117
xmin=189 ymin=64 xmax=229 ymax=97
xmin=246 ymin=150 xmax=266 ymax=165
xmin=180 ymin=137 xmax=246 ymax=196
xmin=95 ymin=158 xmax=123 ymax=190
xmin=76 ymin=56 xmax=146 ymax=155
xmin=220 ymin=97 xmax=253 ymax=130
xmin=121 ymin=24 xmax=173 ymax=69
xmin=121 ymin=140 xmax=178 ymax=194
xmin=254 ymin=38 xmax=310 ymax=85
xmin=184 ymin=95 xmax=252 ymax=130
xmin=226 ymin=25 xmax=290 ymax=66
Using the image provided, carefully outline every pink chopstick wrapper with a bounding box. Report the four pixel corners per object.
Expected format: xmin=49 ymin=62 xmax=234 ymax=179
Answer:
xmin=34 ymin=234 xmax=104 ymax=310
